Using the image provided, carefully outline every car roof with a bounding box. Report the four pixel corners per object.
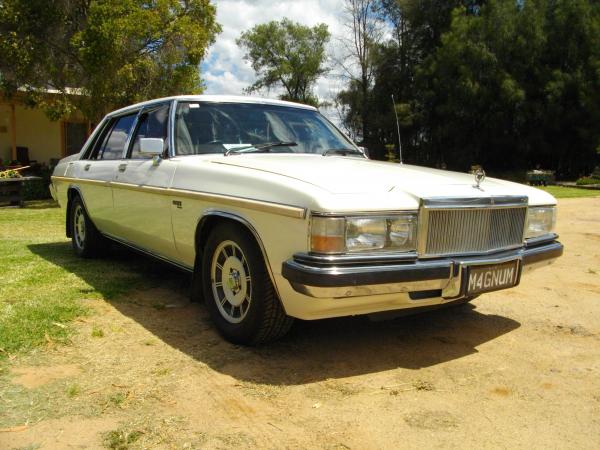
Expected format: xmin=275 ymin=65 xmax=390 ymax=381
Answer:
xmin=107 ymin=95 xmax=318 ymax=117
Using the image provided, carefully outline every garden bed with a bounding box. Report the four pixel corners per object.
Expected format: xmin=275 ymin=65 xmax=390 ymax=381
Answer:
xmin=0 ymin=177 xmax=43 ymax=207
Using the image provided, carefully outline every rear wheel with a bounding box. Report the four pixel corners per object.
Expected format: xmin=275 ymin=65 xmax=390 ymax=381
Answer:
xmin=71 ymin=196 xmax=104 ymax=258
xmin=200 ymin=222 xmax=293 ymax=345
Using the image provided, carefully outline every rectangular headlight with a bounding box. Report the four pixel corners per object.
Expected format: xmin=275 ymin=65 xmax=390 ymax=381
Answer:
xmin=311 ymin=214 xmax=418 ymax=254
xmin=525 ymin=206 xmax=556 ymax=239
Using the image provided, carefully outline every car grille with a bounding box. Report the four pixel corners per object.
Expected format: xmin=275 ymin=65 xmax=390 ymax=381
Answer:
xmin=421 ymin=206 xmax=527 ymax=257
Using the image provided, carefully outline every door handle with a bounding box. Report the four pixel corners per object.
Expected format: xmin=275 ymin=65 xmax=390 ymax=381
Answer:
xmin=84 ymin=164 xmax=91 ymax=171
xmin=118 ymin=164 xmax=127 ymax=172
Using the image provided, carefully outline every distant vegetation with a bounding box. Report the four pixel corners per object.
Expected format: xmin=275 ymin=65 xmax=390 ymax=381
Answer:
xmin=333 ymin=0 xmax=600 ymax=178
xmin=576 ymin=167 xmax=600 ymax=185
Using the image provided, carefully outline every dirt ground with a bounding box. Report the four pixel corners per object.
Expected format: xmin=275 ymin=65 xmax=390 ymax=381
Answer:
xmin=1 ymin=197 xmax=599 ymax=449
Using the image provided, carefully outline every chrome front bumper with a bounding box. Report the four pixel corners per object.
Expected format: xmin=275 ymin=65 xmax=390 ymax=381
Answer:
xmin=281 ymin=237 xmax=563 ymax=299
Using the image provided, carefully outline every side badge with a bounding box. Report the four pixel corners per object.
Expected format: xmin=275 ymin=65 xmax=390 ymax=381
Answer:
xmin=172 ymin=200 xmax=182 ymax=209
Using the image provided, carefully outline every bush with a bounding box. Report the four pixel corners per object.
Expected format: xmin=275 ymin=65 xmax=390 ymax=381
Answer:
xmin=22 ymin=177 xmax=51 ymax=200
xmin=22 ymin=164 xmax=53 ymax=200
xmin=576 ymin=176 xmax=600 ymax=186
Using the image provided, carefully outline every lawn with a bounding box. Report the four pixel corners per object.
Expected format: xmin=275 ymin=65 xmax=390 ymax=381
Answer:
xmin=540 ymin=185 xmax=600 ymax=198
xmin=0 ymin=201 xmax=161 ymax=358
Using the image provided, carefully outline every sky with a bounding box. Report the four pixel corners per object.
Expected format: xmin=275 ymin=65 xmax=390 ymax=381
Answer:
xmin=201 ymin=0 xmax=349 ymax=104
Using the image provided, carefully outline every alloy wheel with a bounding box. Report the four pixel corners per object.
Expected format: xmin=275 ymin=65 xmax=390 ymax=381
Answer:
xmin=210 ymin=240 xmax=252 ymax=323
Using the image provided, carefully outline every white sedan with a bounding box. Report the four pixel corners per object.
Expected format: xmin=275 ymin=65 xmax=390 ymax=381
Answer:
xmin=50 ymin=95 xmax=563 ymax=344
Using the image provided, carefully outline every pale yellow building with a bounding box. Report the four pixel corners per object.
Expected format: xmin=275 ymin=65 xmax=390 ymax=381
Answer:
xmin=0 ymin=93 xmax=90 ymax=166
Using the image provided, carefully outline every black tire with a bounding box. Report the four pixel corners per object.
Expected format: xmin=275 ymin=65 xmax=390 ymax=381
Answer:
xmin=200 ymin=222 xmax=293 ymax=345
xmin=70 ymin=195 xmax=105 ymax=258
xmin=189 ymin=250 xmax=204 ymax=303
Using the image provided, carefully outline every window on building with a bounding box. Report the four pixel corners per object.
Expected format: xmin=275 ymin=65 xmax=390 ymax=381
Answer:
xmin=63 ymin=122 xmax=88 ymax=156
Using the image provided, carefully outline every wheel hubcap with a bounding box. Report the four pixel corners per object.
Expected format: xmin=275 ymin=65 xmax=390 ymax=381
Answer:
xmin=74 ymin=205 xmax=86 ymax=249
xmin=211 ymin=240 xmax=252 ymax=323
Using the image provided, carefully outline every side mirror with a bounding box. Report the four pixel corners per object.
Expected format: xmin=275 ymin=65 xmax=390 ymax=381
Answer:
xmin=139 ymin=138 xmax=164 ymax=155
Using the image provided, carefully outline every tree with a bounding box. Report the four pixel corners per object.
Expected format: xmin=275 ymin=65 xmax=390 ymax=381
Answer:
xmin=337 ymin=0 xmax=599 ymax=177
xmin=0 ymin=0 xmax=220 ymax=122
xmin=418 ymin=0 xmax=600 ymax=177
xmin=236 ymin=19 xmax=330 ymax=107
xmin=336 ymin=0 xmax=384 ymax=144
xmin=536 ymin=0 xmax=600 ymax=177
xmin=336 ymin=0 xmax=462 ymax=158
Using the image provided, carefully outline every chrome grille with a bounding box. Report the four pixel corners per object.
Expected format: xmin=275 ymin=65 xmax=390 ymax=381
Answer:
xmin=422 ymin=206 xmax=527 ymax=256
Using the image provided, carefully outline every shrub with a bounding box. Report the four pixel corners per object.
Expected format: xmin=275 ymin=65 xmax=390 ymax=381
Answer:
xmin=576 ymin=176 xmax=600 ymax=186
xmin=22 ymin=178 xmax=51 ymax=200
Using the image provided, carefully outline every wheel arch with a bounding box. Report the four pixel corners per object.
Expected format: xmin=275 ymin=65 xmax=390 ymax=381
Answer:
xmin=194 ymin=211 xmax=281 ymax=299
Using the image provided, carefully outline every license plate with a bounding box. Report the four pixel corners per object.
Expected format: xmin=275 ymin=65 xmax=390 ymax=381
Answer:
xmin=466 ymin=260 xmax=520 ymax=295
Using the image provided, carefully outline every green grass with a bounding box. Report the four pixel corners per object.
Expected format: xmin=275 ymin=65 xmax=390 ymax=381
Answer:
xmin=66 ymin=383 xmax=81 ymax=398
xmin=0 ymin=200 xmax=164 ymax=359
xmin=91 ymin=326 xmax=105 ymax=338
xmin=103 ymin=428 xmax=143 ymax=450
xmin=540 ymin=185 xmax=600 ymax=199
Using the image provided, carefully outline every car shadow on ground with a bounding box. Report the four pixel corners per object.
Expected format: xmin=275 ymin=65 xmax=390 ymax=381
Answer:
xmin=30 ymin=241 xmax=521 ymax=385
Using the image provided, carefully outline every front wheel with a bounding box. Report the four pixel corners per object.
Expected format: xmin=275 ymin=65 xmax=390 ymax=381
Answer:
xmin=200 ymin=223 xmax=293 ymax=345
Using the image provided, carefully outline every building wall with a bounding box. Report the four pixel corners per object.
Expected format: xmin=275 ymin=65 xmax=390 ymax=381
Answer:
xmin=14 ymin=103 xmax=63 ymax=164
xmin=0 ymin=100 xmax=88 ymax=165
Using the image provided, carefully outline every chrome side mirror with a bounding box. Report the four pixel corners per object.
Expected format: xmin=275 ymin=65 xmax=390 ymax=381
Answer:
xmin=139 ymin=138 xmax=164 ymax=155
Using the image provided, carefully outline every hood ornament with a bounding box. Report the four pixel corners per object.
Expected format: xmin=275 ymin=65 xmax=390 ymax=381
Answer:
xmin=473 ymin=167 xmax=486 ymax=189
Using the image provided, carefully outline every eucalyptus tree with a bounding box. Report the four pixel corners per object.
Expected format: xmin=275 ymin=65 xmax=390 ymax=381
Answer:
xmin=336 ymin=0 xmax=384 ymax=143
xmin=237 ymin=19 xmax=330 ymax=107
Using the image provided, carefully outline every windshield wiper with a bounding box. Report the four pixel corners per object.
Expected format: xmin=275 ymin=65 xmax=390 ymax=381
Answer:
xmin=224 ymin=141 xmax=297 ymax=156
xmin=322 ymin=148 xmax=365 ymax=157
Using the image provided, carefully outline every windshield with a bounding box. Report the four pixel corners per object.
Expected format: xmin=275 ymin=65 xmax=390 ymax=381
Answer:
xmin=174 ymin=101 xmax=359 ymax=156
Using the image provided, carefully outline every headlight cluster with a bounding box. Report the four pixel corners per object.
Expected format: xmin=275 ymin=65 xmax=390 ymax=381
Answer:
xmin=525 ymin=206 xmax=556 ymax=239
xmin=311 ymin=214 xmax=418 ymax=254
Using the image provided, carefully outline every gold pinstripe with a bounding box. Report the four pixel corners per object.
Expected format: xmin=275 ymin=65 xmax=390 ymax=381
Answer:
xmin=51 ymin=176 xmax=307 ymax=219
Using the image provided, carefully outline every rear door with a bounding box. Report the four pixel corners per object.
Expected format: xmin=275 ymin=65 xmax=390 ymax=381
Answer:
xmin=69 ymin=113 xmax=137 ymax=234
xmin=111 ymin=103 xmax=179 ymax=262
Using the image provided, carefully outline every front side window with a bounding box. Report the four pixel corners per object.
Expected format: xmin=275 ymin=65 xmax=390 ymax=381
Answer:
xmin=95 ymin=114 xmax=136 ymax=160
xmin=128 ymin=105 xmax=170 ymax=159
xmin=174 ymin=102 xmax=356 ymax=156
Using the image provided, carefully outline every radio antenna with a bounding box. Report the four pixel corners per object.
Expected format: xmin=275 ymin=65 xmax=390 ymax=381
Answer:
xmin=391 ymin=94 xmax=403 ymax=164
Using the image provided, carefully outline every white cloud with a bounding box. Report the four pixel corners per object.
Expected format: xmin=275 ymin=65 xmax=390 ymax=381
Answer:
xmin=202 ymin=0 xmax=348 ymax=103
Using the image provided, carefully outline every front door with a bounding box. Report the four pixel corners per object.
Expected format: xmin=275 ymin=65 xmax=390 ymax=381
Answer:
xmin=111 ymin=104 xmax=180 ymax=262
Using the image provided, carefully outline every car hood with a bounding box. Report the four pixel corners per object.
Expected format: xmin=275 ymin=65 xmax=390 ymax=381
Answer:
xmin=210 ymin=154 xmax=552 ymax=203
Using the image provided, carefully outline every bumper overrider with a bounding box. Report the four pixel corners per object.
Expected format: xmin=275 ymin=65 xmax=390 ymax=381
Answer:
xmin=282 ymin=235 xmax=563 ymax=299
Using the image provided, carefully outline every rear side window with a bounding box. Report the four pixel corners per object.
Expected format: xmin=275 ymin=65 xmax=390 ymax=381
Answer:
xmin=128 ymin=105 xmax=170 ymax=159
xmin=96 ymin=114 xmax=136 ymax=160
